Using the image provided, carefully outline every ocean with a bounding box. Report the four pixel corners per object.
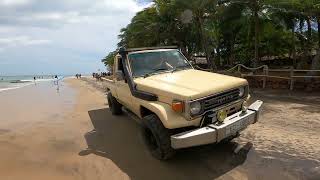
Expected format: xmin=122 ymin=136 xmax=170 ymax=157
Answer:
xmin=0 ymin=75 xmax=63 ymax=92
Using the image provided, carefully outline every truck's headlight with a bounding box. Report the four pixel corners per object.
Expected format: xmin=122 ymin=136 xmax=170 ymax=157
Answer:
xmin=239 ymin=87 xmax=245 ymax=97
xmin=190 ymin=101 xmax=202 ymax=115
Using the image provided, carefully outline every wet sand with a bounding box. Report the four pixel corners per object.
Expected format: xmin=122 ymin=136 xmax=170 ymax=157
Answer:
xmin=0 ymin=78 xmax=319 ymax=180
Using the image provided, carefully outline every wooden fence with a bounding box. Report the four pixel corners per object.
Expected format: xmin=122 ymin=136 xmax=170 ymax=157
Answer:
xmin=226 ymin=64 xmax=320 ymax=90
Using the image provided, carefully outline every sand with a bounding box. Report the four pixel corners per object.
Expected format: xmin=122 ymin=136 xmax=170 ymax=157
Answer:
xmin=0 ymin=78 xmax=319 ymax=180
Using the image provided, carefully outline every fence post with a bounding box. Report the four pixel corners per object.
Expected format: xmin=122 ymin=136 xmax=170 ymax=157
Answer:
xmin=237 ymin=64 xmax=241 ymax=73
xmin=290 ymin=66 xmax=294 ymax=90
xmin=263 ymin=65 xmax=268 ymax=89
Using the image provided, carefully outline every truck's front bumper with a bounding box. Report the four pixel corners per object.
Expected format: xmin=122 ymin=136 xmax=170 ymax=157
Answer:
xmin=171 ymin=100 xmax=263 ymax=149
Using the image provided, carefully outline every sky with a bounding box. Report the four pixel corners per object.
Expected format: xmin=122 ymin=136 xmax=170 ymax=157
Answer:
xmin=0 ymin=0 xmax=152 ymax=75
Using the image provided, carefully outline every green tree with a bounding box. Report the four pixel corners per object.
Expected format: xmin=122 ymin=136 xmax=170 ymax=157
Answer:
xmin=101 ymin=51 xmax=117 ymax=70
xmin=118 ymin=7 xmax=161 ymax=48
xmin=103 ymin=0 xmax=320 ymax=70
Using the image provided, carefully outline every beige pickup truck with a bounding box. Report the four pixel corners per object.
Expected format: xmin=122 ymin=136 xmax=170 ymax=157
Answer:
xmin=104 ymin=47 xmax=263 ymax=160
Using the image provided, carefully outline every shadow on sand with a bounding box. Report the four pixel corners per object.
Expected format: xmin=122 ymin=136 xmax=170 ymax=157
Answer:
xmin=81 ymin=108 xmax=251 ymax=180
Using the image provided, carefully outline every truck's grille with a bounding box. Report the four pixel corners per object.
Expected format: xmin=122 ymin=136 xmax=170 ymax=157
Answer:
xmin=203 ymin=89 xmax=240 ymax=111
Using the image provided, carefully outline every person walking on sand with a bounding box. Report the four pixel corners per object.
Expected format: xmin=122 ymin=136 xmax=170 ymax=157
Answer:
xmin=54 ymin=75 xmax=58 ymax=85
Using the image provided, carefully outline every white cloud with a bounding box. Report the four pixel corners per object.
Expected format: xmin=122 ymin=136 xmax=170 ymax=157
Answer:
xmin=0 ymin=0 xmax=153 ymax=27
xmin=0 ymin=0 xmax=31 ymax=6
xmin=0 ymin=0 xmax=152 ymax=75
xmin=0 ymin=36 xmax=51 ymax=51
xmin=101 ymin=0 xmax=152 ymax=13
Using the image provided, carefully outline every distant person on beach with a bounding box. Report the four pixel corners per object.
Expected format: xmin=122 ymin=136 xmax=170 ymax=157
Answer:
xmin=33 ymin=76 xmax=37 ymax=85
xmin=79 ymin=74 xmax=81 ymax=78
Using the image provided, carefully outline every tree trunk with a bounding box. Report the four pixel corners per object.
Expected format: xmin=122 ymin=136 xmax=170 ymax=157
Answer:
xmin=307 ymin=16 xmax=312 ymax=59
xmin=307 ymin=17 xmax=312 ymax=42
xmin=198 ymin=16 xmax=216 ymax=71
xmin=253 ymin=7 xmax=259 ymax=67
xmin=180 ymin=42 xmax=188 ymax=58
xmin=217 ymin=45 xmax=221 ymax=67
xmin=298 ymin=18 xmax=306 ymax=69
xmin=209 ymin=50 xmax=216 ymax=71
xmin=309 ymin=49 xmax=320 ymax=75
xmin=299 ymin=18 xmax=304 ymax=33
xmin=317 ymin=16 xmax=320 ymax=48
xmin=291 ymin=27 xmax=297 ymax=68
xmin=229 ymin=36 xmax=236 ymax=65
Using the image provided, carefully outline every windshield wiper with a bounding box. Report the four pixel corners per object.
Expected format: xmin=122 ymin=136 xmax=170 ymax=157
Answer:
xmin=143 ymin=68 xmax=169 ymax=78
xmin=171 ymin=65 xmax=190 ymax=73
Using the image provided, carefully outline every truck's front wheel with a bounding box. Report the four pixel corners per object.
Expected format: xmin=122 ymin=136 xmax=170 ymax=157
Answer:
xmin=142 ymin=114 xmax=175 ymax=160
xmin=107 ymin=92 xmax=122 ymax=115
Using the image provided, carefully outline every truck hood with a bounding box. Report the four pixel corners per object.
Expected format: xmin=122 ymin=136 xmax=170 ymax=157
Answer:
xmin=134 ymin=69 xmax=248 ymax=102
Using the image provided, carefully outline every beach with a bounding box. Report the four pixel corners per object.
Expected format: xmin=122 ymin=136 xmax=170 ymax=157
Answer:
xmin=0 ymin=78 xmax=128 ymax=180
xmin=0 ymin=78 xmax=319 ymax=180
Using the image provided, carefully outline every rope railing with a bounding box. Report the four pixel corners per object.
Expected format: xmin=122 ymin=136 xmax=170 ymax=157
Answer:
xmin=226 ymin=64 xmax=267 ymax=72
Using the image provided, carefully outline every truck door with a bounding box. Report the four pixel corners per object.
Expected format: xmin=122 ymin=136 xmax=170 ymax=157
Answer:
xmin=114 ymin=56 xmax=133 ymax=109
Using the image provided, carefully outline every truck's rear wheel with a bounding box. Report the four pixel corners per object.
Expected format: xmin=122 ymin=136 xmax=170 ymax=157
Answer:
xmin=107 ymin=92 xmax=122 ymax=115
xmin=142 ymin=114 xmax=175 ymax=160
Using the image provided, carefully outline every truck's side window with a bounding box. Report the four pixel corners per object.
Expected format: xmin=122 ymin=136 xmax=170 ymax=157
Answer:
xmin=117 ymin=57 xmax=127 ymax=83
xmin=117 ymin=57 xmax=124 ymax=72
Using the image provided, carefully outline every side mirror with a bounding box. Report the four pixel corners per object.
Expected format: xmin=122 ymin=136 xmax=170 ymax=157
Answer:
xmin=115 ymin=71 xmax=124 ymax=81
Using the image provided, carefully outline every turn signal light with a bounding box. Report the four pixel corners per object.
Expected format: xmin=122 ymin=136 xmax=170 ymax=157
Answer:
xmin=172 ymin=101 xmax=184 ymax=113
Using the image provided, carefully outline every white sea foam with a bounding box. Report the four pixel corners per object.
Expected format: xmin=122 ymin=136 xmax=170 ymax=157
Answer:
xmin=0 ymin=76 xmax=64 ymax=92
xmin=0 ymin=82 xmax=34 ymax=92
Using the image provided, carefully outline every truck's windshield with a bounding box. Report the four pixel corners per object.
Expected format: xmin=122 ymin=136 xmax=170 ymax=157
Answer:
xmin=128 ymin=50 xmax=192 ymax=77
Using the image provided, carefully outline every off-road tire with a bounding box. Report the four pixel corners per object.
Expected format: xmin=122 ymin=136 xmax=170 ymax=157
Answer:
xmin=107 ymin=92 xmax=122 ymax=115
xmin=142 ymin=114 xmax=175 ymax=160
